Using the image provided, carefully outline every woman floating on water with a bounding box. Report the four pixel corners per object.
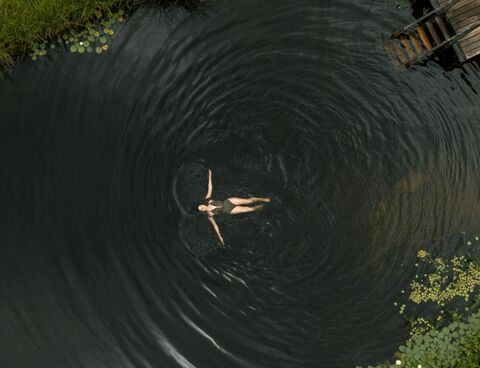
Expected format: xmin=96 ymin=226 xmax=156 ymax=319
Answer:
xmin=197 ymin=169 xmax=271 ymax=245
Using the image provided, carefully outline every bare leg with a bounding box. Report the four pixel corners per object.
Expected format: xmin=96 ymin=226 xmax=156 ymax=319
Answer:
xmin=228 ymin=197 xmax=271 ymax=206
xmin=230 ymin=205 xmax=264 ymax=215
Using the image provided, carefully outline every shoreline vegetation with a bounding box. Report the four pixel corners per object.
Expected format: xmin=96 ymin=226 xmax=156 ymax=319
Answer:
xmin=362 ymin=236 xmax=480 ymax=368
xmin=0 ymin=0 xmax=207 ymax=75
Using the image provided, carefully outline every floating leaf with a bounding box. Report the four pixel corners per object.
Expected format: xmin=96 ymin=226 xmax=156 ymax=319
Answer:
xmin=70 ymin=45 xmax=77 ymax=53
xmin=87 ymin=36 xmax=95 ymax=42
xmin=99 ymin=37 xmax=107 ymax=44
xmin=95 ymin=46 xmax=103 ymax=54
xmin=118 ymin=9 xmax=124 ymax=16
xmin=50 ymin=44 xmax=56 ymax=49
xmin=87 ymin=46 xmax=93 ymax=53
xmin=83 ymin=41 xmax=90 ymax=47
xmin=32 ymin=55 xmax=37 ymax=61
xmin=78 ymin=46 xmax=85 ymax=54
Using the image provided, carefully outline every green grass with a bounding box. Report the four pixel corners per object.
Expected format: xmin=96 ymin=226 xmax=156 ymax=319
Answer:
xmin=0 ymin=0 xmax=205 ymax=72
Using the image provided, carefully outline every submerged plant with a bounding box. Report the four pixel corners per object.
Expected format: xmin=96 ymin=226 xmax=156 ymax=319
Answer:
xmin=30 ymin=9 xmax=125 ymax=60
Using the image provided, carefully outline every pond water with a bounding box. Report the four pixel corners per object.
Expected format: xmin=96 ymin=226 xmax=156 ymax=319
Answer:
xmin=2 ymin=0 xmax=480 ymax=367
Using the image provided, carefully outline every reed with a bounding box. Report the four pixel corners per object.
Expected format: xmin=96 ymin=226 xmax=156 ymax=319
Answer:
xmin=0 ymin=0 xmax=206 ymax=73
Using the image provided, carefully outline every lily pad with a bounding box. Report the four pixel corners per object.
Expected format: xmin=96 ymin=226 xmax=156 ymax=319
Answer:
xmin=78 ymin=46 xmax=85 ymax=54
xmin=99 ymin=37 xmax=107 ymax=44
xmin=87 ymin=46 xmax=93 ymax=53
xmin=95 ymin=46 xmax=103 ymax=54
xmin=70 ymin=45 xmax=77 ymax=53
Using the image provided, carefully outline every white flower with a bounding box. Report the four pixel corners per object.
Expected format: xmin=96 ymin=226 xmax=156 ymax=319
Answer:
xmin=79 ymin=41 xmax=84 ymax=46
xmin=417 ymin=365 xmax=422 ymax=368
xmin=396 ymin=360 xmax=401 ymax=365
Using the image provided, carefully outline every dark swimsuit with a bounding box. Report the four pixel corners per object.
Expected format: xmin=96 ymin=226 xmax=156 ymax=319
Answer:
xmin=206 ymin=198 xmax=236 ymax=215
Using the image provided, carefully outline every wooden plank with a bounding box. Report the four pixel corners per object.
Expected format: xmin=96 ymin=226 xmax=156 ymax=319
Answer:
xmin=453 ymin=15 xmax=480 ymax=32
xmin=430 ymin=0 xmax=480 ymax=61
xmin=427 ymin=21 xmax=443 ymax=44
xmin=446 ymin=0 xmax=480 ymax=17
xmin=393 ymin=41 xmax=409 ymax=64
xmin=447 ymin=0 xmax=479 ymax=13
xmin=436 ymin=16 xmax=452 ymax=38
xmin=457 ymin=26 xmax=480 ymax=46
xmin=410 ymin=34 xmax=424 ymax=53
xmin=449 ymin=1 xmax=480 ymax=19
xmin=463 ymin=45 xmax=480 ymax=58
xmin=437 ymin=0 xmax=478 ymax=13
xmin=460 ymin=37 xmax=480 ymax=52
xmin=417 ymin=25 xmax=433 ymax=49
xmin=401 ymin=38 xmax=417 ymax=58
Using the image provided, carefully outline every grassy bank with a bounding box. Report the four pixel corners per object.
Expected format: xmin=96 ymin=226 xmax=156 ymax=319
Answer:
xmin=0 ymin=0 xmax=205 ymax=72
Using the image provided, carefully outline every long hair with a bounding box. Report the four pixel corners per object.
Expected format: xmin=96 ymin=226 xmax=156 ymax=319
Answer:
xmin=195 ymin=198 xmax=210 ymax=212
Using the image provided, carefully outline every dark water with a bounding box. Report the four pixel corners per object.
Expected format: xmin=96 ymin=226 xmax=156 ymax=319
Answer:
xmin=2 ymin=1 xmax=480 ymax=367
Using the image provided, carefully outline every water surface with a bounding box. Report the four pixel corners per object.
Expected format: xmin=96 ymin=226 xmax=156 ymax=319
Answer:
xmin=2 ymin=1 xmax=480 ymax=367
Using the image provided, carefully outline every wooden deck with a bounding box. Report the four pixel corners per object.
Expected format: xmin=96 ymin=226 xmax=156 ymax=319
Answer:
xmin=431 ymin=0 xmax=480 ymax=61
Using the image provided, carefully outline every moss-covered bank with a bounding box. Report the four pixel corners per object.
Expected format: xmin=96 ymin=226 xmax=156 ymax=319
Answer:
xmin=0 ymin=0 xmax=206 ymax=73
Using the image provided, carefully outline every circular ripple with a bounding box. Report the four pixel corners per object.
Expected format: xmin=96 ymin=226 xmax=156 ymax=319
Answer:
xmin=3 ymin=0 xmax=480 ymax=367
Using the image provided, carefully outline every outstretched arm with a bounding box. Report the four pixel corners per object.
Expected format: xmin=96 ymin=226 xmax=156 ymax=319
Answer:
xmin=205 ymin=169 xmax=213 ymax=199
xmin=208 ymin=216 xmax=224 ymax=245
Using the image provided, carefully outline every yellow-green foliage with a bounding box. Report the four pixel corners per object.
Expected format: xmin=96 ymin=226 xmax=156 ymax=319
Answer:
xmin=0 ymin=0 xmax=206 ymax=72
xmin=361 ymin=236 xmax=480 ymax=367
xmin=30 ymin=10 xmax=124 ymax=60
xmin=409 ymin=251 xmax=480 ymax=306
xmin=0 ymin=0 xmax=119 ymax=69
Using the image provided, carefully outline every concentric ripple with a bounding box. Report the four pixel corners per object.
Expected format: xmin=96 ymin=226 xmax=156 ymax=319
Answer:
xmin=2 ymin=0 xmax=480 ymax=367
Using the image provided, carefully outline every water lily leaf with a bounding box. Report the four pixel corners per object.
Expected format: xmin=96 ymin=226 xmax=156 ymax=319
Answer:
xmin=99 ymin=37 xmax=107 ymax=44
xmin=78 ymin=46 xmax=85 ymax=54
xmin=87 ymin=46 xmax=93 ymax=53
xmin=70 ymin=45 xmax=77 ymax=52
xmin=32 ymin=55 xmax=37 ymax=61
xmin=83 ymin=41 xmax=90 ymax=47
xmin=50 ymin=44 xmax=56 ymax=49
xmin=95 ymin=46 xmax=103 ymax=54
xmin=118 ymin=9 xmax=125 ymax=16
xmin=87 ymin=36 xmax=94 ymax=42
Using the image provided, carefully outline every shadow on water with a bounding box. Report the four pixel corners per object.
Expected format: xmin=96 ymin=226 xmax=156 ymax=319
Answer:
xmin=2 ymin=0 xmax=480 ymax=367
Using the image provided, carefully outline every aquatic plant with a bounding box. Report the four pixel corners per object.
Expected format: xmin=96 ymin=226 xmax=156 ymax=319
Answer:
xmin=0 ymin=0 xmax=209 ymax=75
xmin=30 ymin=10 xmax=124 ymax=61
xmin=360 ymin=235 xmax=480 ymax=367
